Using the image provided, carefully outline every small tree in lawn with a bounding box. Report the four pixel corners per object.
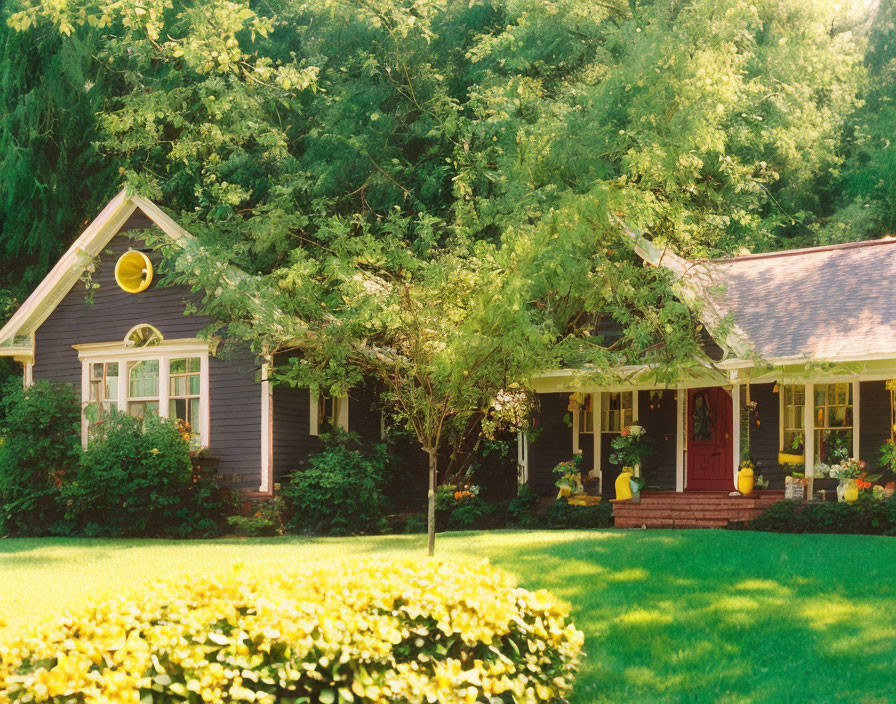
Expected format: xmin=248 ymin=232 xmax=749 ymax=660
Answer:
xmin=274 ymin=231 xmax=551 ymax=556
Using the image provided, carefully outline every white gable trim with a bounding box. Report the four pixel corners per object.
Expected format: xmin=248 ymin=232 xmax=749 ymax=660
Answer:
xmin=0 ymin=189 xmax=196 ymax=358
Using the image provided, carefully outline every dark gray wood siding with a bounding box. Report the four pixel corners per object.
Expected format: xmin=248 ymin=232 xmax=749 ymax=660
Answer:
xmin=747 ymin=382 xmax=784 ymax=488
xmin=271 ymin=382 xmax=322 ymax=482
xmin=209 ymin=347 xmax=262 ymax=489
xmin=638 ymin=389 xmax=677 ymax=490
xmin=860 ymin=381 xmax=890 ymax=470
xmin=270 ymin=362 xmax=384 ymax=483
xmin=528 ymin=393 xmax=572 ymax=496
xmin=31 ymin=210 xmax=262 ymax=489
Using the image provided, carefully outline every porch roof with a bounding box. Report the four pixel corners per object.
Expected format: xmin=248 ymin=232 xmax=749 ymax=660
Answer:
xmin=706 ymin=238 xmax=896 ymax=364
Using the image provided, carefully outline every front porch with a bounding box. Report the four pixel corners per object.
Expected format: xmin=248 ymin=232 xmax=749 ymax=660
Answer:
xmin=520 ymin=368 xmax=896 ymax=519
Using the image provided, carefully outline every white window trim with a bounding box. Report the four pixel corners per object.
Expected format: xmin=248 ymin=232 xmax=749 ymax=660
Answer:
xmin=309 ymin=388 xmax=349 ymax=436
xmin=75 ymin=339 xmax=211 ymax=449
xmin=260 ymin=359 xmax=273 ymax=494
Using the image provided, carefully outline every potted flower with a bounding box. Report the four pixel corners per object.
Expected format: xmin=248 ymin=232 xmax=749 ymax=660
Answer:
xmin=783 ymin=463 xmax=807 ymax=501
xmin=609 ymin=424 xmax=653 ymax=501
xmin=825 ymin=458 xmax=878 ymax=503
xmin=553 ymin=456 xmax=584 ymax=500
xmin=737 ymin=459 xmax=755 ymax=495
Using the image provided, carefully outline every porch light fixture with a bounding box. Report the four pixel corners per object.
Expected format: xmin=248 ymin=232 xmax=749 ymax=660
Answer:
xmin=115 ymin=250 xmax=153 ymax=294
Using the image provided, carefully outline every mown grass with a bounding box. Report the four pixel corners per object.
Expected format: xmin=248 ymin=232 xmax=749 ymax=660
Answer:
xmin=2 ymin=530 xmax=896 ymax=703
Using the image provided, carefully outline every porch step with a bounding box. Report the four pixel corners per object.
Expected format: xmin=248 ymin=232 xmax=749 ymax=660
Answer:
xmin=612 ymin=491 xmax=784 ymax=529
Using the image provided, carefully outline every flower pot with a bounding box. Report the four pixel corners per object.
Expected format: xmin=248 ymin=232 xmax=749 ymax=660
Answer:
xmin=737 ymin=466 xmax=754 ymax=495
xmin=840 ymin=479 xmax=859 ymax=503
xmin=615 ymin=470 xmax=634 ymax=501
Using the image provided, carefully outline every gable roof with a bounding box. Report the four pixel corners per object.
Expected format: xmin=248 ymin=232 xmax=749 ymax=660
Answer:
xmin=706 ymin=238 xmax=896 ymax=364
xmin=0 ymin=188 xmax=195 ymax=359
xmin=628 ymin=225 xmax=896 ymax=366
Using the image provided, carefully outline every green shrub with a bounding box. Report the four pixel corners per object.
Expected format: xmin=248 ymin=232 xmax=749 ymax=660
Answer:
xmin=403 ymin=513 xmax=427 ymax=533
xmin=545 ymin=498 xmax=614 ymax=529
xmin=505 ymin=483 xmax=541 ymax=527
xmin=0 ymin=379 xmax=80 ymax=536
xmin=0 ymin=559 xmax=584 ymax=704
xmin=447 ymin=495 xmax=495 ymax=530
xmin=65 ymin=413 xmax=229 ymax=537
xmin=747 ymin=496 xmax=896 ymax=534
xmin=281 ymin=431 xmax=389 ymax=535
xmin=226 ymin=515 xmax=280 ymax=537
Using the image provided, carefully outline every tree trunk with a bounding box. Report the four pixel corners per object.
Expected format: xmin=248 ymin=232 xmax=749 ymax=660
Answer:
xmin=426 ymin=448 xmax=437 ymax=557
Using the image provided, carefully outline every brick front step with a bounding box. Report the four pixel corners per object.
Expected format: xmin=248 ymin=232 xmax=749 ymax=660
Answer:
xmin=615 ymin=517 xmax=731 ymax=529
xmin=612 ymin=491 xmax=783 ymax=529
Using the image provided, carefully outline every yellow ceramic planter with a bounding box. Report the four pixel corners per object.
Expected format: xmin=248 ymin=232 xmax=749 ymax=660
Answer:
xmin=615 ymin=469 xmax=633 ymax=501
xmin=843 ymin=480 xmax=859 ymax=503
xmin=737 ymin=466 xmax=755 ymax=495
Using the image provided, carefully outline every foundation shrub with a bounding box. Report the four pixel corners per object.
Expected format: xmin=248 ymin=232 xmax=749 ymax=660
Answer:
xmin=0 ymin=380 xmax=80 ymax=536
xmin=64 ymin=413 xmax=229 ymax=537
xmin=747 ymin=496 xmax=896 ymax=534
xmin=0 ymin=559 xmax=584 ymax=704
xmin=281 ymin=431 xmax=389 ymax=535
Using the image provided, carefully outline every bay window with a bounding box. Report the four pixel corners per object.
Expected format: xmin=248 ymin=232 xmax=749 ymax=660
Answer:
xmin=75 ymin=326 xmax=209 ymax=448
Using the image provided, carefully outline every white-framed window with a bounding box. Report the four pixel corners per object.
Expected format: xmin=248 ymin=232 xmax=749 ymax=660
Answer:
xmin=601 ymin=391 xmax=633 ymax=433
xmin=74 ymin=326 xmax=210 ymax=449
xmin=88 ymin=361 xmax=119 ymax=435
xmin=309 ymin=390 xmax=349 ymax=436
xmin=127 ymin=359 xmax=160 ymax=420
xmin=574 ymin=393 xmax=594 ymax=434
xmin=781 ymin=384 xmax=805 ymax=453
xmin=814 ymin=383 xmax=853 ymax=464
xmin=169 ymin=357 xmax=202 ymax=445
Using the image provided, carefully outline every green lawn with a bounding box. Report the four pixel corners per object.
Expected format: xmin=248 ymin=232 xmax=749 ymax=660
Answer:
xmin=3 ymin=530 xmax=896 ymax=703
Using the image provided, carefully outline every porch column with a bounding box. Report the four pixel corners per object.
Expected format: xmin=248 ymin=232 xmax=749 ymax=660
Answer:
xmin=516 ymin=431 xmax=529 ymax=484
xmin=593 ymin=392 xmax=602 ymax=485
xmin=804 ymin=382 xmax=815 ymax=500
xmin=852 ymin=381 xmax=860 ymax=460
xmin=675 ymin=386 xmax=685 ymax=492
xmin=731 ymin=382 xmax=741 ymax=489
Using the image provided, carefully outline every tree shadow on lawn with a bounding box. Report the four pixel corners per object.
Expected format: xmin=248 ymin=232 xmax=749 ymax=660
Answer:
xmin=478 ymin=530 xmax=896 ymax=704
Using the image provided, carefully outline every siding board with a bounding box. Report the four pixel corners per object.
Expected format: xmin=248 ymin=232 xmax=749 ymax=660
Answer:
xmin=638 ymin=389 xmax=677 ymax=490
xmin=528 ymin=393 xmax=572 ymax=496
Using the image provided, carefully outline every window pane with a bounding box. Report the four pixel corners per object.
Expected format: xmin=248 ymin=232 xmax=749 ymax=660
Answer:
xmin=170 ymin=358 xmax=187 ymax=374
xmin=188 ymin=358 xmax=200 ymax=373
xmin=189 ymin=374 xmax=200 ymax=396
xmin=129 ymin=360 xmax=159 ymax=398
xmin=190 ymin=398 xmax=200 ymax=434
xmin=105 ymin=376 xmax=118 ymax=401
xmin=128 ymin=400 xmax=158 ymax=420
xmin=170 ymin=376 xmax=187 ymax=397
xmin=170 ymin=398 xmax=186 ymax=423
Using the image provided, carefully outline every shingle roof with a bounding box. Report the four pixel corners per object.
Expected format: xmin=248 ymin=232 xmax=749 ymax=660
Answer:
xmin=705 ymin=238 xmax=896 ymax=363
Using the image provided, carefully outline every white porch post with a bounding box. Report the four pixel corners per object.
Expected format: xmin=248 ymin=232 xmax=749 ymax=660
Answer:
xmin=676 ymin=387 xmax=685 ymax=492
xmin=804 ymin=382 xmax=815 ymax=500
xmin=853 ymin=381 xmax=861 ymax=460
xmin=731 ymin=381 xmax=741 ymax=489
xmin=517 ymin=431 xmax=529 ymax=484
xmin=593 ymin=392 xmax=602 ymax=485
xmin=572 ymin=394 xmax=580 ymax=456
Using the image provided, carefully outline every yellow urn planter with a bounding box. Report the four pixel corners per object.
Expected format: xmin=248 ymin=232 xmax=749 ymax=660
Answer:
xmin=841 ymin=479 xmax=859 ymax=503
xmin=737 ymin=466 xmax=755 ymax=495
xmin=614 ymin=469 xmax=634 ymax=501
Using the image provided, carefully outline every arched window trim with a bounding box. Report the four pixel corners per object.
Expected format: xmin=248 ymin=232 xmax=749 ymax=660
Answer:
xmin=124 ymin=323 xmax=164 ymax=348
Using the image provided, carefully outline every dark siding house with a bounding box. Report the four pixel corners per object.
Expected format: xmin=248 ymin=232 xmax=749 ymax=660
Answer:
xmin=0 ymin=190 xmax=383 ymax=494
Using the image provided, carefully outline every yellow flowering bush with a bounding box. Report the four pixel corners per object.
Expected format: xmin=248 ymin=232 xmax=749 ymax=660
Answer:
xmin=0 ymin=559 xmax=583 ymax=704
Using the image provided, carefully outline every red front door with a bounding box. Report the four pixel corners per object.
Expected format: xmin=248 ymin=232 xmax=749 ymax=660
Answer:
xmin=687 ymin=387 xmax=734 ymax=491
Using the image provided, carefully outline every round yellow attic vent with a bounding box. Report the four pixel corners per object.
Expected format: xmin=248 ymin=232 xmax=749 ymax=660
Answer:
xmin=114 ymin=250 xmax=153 ymax=294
